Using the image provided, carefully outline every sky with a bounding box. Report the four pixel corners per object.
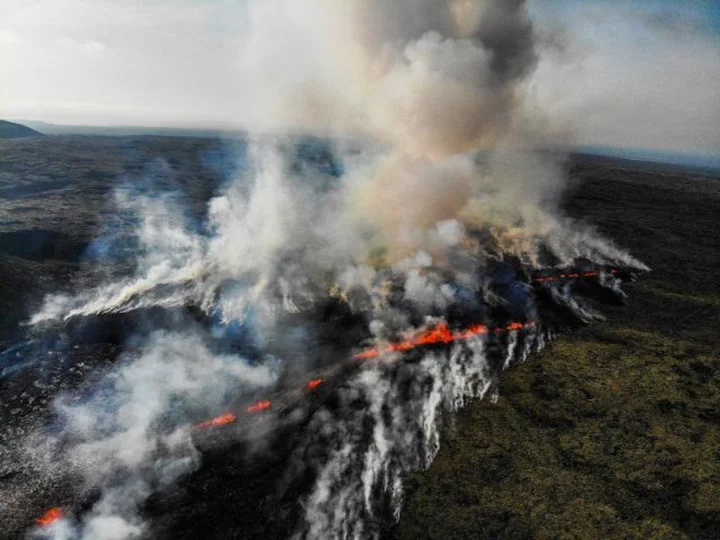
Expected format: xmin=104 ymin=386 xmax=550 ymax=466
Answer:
xmin=0 ymin=0 xmax=718 ymax=154
xmin=527 ymin=0 xmax=720 ymax=154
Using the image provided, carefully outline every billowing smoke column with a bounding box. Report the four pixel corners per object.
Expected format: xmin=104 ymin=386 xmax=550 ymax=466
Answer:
xmin=16 ymin=1 xmax=650 ymax=539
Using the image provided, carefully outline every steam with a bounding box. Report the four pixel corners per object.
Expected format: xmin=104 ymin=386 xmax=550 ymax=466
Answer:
xmin=16 ymin=1 xmax=650 ymax=539
xmin=297 ymin=329 xmax=537 ymax=539
xmin=32 ymin=333 xmax=278 ymax=539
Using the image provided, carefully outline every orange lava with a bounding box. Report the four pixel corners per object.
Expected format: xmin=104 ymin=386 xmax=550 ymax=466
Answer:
xmin=307 ymin=378 xmax=324 ymax=390
xmin=194 ymin=317 xmax=541 ymax=431
xmin=196 ymin=412 xmax=237 ymax=429
xmin=504 ymin=322 xmax=525 ymax=331
xmin=195 ymin=401 xmax=270 ymax=429
xmin=531 ymin=269 xmax=620 ymax=284
xmin=353 ymin=348 xmax=380 ymax=360
xmin=246 ymin=399 xmax=272 ymax=414
xmin=352 ymin=321 xmax=534 ymax=361
xmin=36 ymin=507 xmax=64 ymax=527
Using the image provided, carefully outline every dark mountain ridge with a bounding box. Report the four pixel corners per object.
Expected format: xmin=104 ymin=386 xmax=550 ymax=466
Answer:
xmin=0 ymin=120 xmax=44 ymax=139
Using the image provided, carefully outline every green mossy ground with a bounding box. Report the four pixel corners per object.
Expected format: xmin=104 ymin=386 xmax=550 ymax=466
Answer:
xmin=394 ymin=157 xmax=720 ymax=539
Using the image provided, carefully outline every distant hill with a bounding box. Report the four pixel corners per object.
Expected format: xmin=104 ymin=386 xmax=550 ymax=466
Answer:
xmin=13 ymin=119 xmax=237 ymax=138
xmin=0 ymin=120 xmax=44 ymax=139
xmin=573 ymin=144 xmax=720 ymax=172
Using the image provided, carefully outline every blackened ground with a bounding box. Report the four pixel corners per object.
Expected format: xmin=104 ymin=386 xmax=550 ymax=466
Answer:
xmin=0 ymin=138 xmax=718 ymax=538
xmin=0 ymin=135 xmax=232 ymax=537
xmin=392 ymin=155 xmax=720 ymax=539
xmin=0 ymin=135 xmax=231 ymax=342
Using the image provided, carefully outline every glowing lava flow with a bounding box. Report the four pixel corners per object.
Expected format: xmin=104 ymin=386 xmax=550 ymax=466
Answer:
xmin=35 ymin=319 xmax=539 ymax=528
xmin=192 ymin=320 xmax=535 ymax=432
xmin=532 ymin=269 xmax=618 ymax=284
xmin=307 ymin=378 xmax=324 ymax=390
xmin=352 ymin=321 xmax=535 ymax=361
xmin=36 ymin=507 xmax=64 ymax=527
xmin=196 ymin=412 xmax=237 ymax=429
xmin=246 ymin=399 xmax=272 ymax=414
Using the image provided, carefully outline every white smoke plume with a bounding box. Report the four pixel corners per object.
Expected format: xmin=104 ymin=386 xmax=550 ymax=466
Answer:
xmin=31 ymin=0 xmax=645 ymax=326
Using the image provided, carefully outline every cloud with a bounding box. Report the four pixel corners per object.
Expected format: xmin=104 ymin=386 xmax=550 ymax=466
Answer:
xmin=528 ymin=1 xmax=720 ymax=154
xmin=0 ymin=0 xmax=248 ymax=126
xmin=1 ymin=0 xmax=717 ymax=156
